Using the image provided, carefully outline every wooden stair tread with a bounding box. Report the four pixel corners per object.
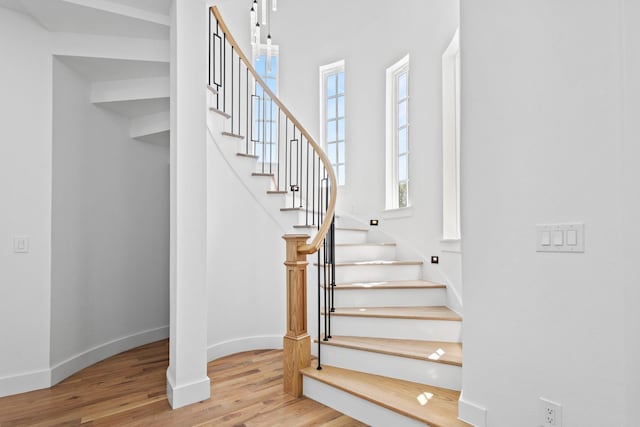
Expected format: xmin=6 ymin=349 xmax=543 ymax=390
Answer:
xmin=315 ymin=260 xmax=423 ymax=267
xmin=267 ymin=190 xmax=288 ymax=194
xmin=206 ymin=84 xmax=218 ymax=94
xmin=222 ymin=131 xmax=244 ymax=139
xmin=301 ymin=362 xmax=470 ymax=427
xmin=316 ymin=336 xmax=462 ymax=366
xmin=209 ymin=107 xmax=230 ymax=118
xmin=335 ymin=242 xmax=396 ymax=247
xmin=236 ymin=152 xmax=259 ymax=159
xmin=332 ymin=280 xmax=445 ymax=290
xmin=336 ymin=226 xmax=368 ymax=232
xmin=251 ymin=172 xmax=274 ymax=177
xmin=326 ymin=306 xmax=462 ymax=321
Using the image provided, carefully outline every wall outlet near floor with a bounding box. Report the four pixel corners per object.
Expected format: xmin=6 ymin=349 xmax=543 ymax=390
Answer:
xmin=540 ymin=397 xmax=562 ymax=427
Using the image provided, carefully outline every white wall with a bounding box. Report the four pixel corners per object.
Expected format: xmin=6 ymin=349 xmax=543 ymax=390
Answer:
xmin=206 ymin=132 xmax=286 ymax=359
xmin=461 ymin=1 xmax=638 ymax=425
xmin=622 ymin=0 xmax=640 ymax=423
xmin=0 ymin=7 xmax=52 ymax=396
xmin=260 ymin=0 xmax=462 ymax=308
xmin=51 ymin=58 xmax=170 ymax=381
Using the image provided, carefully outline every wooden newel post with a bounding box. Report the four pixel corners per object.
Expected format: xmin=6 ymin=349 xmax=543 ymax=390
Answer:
xmin=282 ymin=234 xmax=311 ymax=397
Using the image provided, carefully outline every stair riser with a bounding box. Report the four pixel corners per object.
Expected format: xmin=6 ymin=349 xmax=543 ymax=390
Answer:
xmin=335 ymin=245 xmax=397 ymax=263
xmin=316 ymin=345 xmax=461 ymax=391
xmin=334 ymin=264 xmax=422 ymax=283
xmin=323 ymin=316 xmax=462 ymax=342
xmin=303 ymin=377 xmax=425 ymax=427
xmin=335 ymin=230 xmax=368 ymax=244
xmin=330 ymin=288 xmax=446 ymax=307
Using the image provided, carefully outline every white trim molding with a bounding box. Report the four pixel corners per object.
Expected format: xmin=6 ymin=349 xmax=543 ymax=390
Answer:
xmin=207 ymin=335 xmax=283 ymax=362
xmin=459 ymin=391 xmax=487 ymax=427
xmin=0 ymin=368 xmax=51 ymax=398
xmin=319 ymin=59 xmax=346 ymax=186
xmin=385 ymin=54 xmax=411 ymax=210
xmin=166 ymin=373 xmax=211 ymax=410
xmin=50 ymin=325 xmax=169 ymax=385
xmin=442 ymin=29 xmax=461 ymax=240
xmin=0 ymin=326 xmax=169 ymax=398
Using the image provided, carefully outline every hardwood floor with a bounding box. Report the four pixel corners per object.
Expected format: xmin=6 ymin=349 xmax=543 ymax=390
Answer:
xmin=0 ymin=340 xmax=365 ymax=426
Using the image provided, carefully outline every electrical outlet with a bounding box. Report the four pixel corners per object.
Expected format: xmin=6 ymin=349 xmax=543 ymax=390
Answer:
xmin=540 ymin=398 xmax=562 ymax=427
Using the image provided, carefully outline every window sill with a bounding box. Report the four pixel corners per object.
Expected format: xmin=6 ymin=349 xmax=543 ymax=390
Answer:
xmin=381 ymin=206 xmax=413 ymax=219
xmin=440 ymin=238 xmax=461 ymax=253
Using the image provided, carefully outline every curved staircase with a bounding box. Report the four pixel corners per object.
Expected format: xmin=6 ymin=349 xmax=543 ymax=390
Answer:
xmin=302 ymin=223 xmax=468 ymax=426
xmin=206 ymin=6 xmax=469 ymax=426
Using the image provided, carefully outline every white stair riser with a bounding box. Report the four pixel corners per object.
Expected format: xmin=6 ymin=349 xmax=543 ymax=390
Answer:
xmin=303 ymin=377 xmax=425 ymax=427
xmin=335 ymin=264 xmax=422 ymax=283
xmin=335 ymin=245 xmax=397 ymax=263
xmin=331 ymin=287 xmax=446 ymax=307
xmin=324 ymin=316 xmax=462 ymax=342
xmin=316 ymin=345 xmax=461 ymax=391
xmin=335 ymin=230 xmax=368 ymax=244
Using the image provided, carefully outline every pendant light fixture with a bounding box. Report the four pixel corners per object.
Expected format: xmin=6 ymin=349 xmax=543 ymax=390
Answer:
xmin=249 ymin=0 xmax=278 ymax=65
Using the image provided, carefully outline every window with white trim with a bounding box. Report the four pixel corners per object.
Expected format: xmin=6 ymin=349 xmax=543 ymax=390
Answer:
xmin=442 ymin=30 xmax=461 ymax=240
xmin=386 ymin=55 xmax=410 ymax=209
xmin=320 ymin=60 xmax=346 ymax=186
xmin=253 ymin=45 xmax=279 ymax=164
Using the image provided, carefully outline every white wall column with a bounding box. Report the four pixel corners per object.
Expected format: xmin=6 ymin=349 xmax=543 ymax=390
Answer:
xmin=167 ymin=0 xmax=210 ymax=409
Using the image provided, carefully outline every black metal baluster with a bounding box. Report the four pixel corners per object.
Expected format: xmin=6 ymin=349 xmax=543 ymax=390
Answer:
xmin=246 ymin=67 xmax=249 ymax=153
xmin=317 ymin=247 xmax=322 ymax=370
xmin=277 ymin=109 xmax=281 ymax=190
xmin=269 ymin=98 xmax=273 ymax=175
xmin=208 ymin=11 xmax=211 ymax=87
xmin=299 ymin=133 xmax=303 ymax=208
xmin=223 ymin=34 xmax=226 ymax=113
xmin=262 ymin=95 xmax=266 ymax=173
xmin=284 ymin=117 xmax=288 ymax=191
xmin=304 ymin=140 xmax=313 ymax=225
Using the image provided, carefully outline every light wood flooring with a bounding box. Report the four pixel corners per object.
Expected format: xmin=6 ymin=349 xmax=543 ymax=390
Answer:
xmin=0 ymin=340 xmax=365 ymax=427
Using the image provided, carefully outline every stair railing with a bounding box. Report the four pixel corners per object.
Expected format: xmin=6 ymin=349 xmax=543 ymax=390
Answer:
xmin=209 ymin=6 xmax=337 ymax=398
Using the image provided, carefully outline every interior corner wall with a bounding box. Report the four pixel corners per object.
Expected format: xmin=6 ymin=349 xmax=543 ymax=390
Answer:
xmin=205 ymin=133 xmax=285 ymax=359
xmin=51 ymin=58 xmax=169 ymax=381
xmin=622 ymin=0 xmax=640 ymax=423
xmin=0 ymin=7 xmax=52 ymax=397
xmin=461 ymin=1 xmax=633 ymax=425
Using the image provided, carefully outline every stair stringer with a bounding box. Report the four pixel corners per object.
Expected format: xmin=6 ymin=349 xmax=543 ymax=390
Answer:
xmin=206 ymin=110 xmax=308 ymax=237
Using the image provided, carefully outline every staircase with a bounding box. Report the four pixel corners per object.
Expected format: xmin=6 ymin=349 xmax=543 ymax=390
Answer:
xmin=302 ymin=224 xmax=468 ymax=426
xmin=206 ymin=8 xmax=468 ymax=425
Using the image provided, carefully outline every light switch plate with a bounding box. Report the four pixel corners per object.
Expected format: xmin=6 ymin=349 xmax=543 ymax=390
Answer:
xmin=536 ymin=223 xmax=584 ymax=253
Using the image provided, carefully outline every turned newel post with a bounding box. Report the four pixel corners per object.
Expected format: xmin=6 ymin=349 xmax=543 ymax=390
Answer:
xmin=282 ymin=234 xmax=311 ymax=397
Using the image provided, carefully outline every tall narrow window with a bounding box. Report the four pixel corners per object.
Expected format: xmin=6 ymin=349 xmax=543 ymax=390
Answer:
xmin=320 ymin=60 xmax=346 ymax=186
xmin=253 ymin=45 xmax=279 ymax=164
xmin=386 ymin=55 xmax=410 ymax=209
xmin=442 ymin=30 xmax=461 ymax=240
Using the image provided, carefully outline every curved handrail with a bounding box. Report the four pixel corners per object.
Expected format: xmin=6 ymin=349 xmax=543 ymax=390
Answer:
xmin=210 ymin=6 xmax=336 ymax=255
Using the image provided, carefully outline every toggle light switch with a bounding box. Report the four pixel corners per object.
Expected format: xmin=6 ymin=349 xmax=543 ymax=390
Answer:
xmin=567 ymin=229 xmax=578 ymax=246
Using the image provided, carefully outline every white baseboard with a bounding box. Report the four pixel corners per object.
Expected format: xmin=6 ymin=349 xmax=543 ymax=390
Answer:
xmin=207 ymin=335 xmax=283 ymax=361
xmin=166 ymin=372 xmax=211 ymax=409
xmin=0 ymin=368 xmax=51 ymax=398
xmin=50 ymin=325 xmax=169 ymax=385
xmin=459 ymin=391 xmax=487 ymax=427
